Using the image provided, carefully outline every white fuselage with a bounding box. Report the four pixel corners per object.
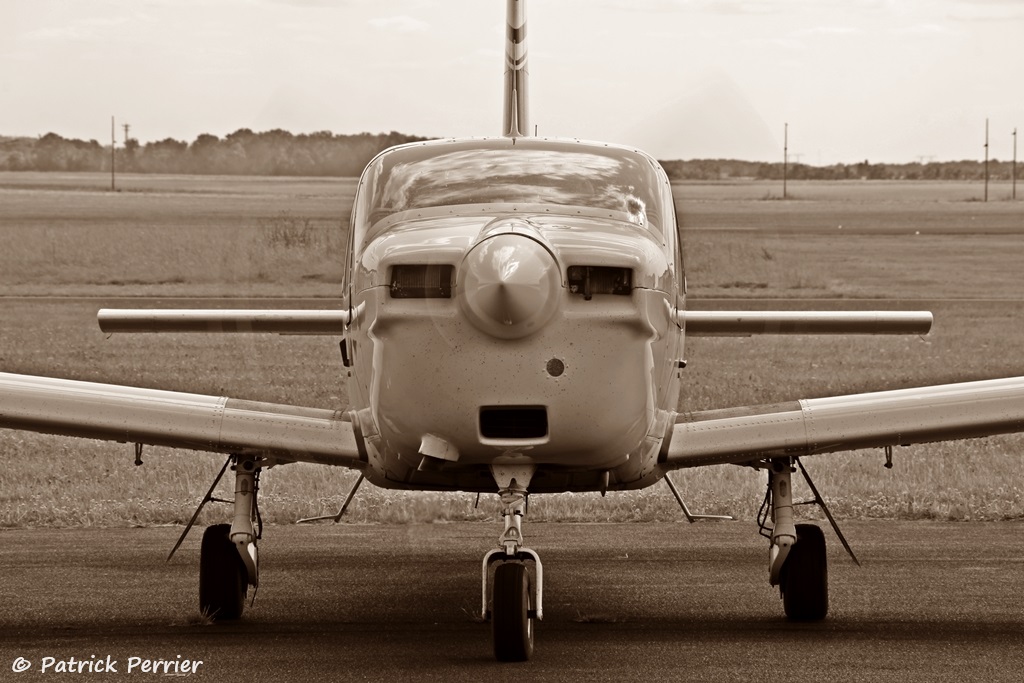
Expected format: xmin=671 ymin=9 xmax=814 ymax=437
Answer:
xmin=343 ymin=137 xmax=685 ymax=493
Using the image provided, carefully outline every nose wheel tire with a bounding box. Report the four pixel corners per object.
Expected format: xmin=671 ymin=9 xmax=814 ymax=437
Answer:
xmin=492 ymin=562 xmax=535 ymax=662
xmin=199 ymin=523 xmax=248 ymax=620
xmin=781 ymin=523 xmax=828 ymax=621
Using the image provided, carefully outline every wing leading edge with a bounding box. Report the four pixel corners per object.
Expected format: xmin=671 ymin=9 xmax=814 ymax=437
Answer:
xmin=663 ymin=375 xmax=1024 ymax=468
xmin=0 ymin=372 xmax=364 ymax=467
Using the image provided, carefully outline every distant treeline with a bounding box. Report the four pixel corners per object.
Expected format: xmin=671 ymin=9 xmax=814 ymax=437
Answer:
xmin=0 ymin=130 xmax=429 ymax=177
xmin=0 ymin=131 xmax=1018 ymax=180
xmin=661 ymin=158 xmax=1019 ymax=181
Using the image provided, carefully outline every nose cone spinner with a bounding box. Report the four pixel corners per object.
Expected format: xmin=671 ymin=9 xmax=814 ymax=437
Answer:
xmin=458 ymin=234 xmax=561 ymax=339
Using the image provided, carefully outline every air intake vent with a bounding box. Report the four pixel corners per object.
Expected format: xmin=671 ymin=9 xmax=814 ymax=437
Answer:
xmin=390 ymin=264 xmax=454 ymax=298
xmin=567 ymin=266 xmax=632 ymax=299
xmin=480 ymin=406 xmax=548 ymax=439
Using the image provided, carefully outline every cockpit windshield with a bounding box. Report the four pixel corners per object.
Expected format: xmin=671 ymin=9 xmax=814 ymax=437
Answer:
xmin=354 ymin=138 xmax=667 ymax=246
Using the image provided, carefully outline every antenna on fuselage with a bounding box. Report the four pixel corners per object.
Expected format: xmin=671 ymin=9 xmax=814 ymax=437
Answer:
xmin=503 ymin=0 xmax=529 ymax=137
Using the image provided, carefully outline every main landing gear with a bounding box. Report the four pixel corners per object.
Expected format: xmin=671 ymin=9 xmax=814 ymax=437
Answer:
xmin=482 ymin=463 xmax=542 ymax=662
xmin=201 ymin=456 xmax=261 ymax=619
xmin=759 ymin=457 xmax=859 ymax=621
xmin=171 ymin=455 xmax=262 ymax=620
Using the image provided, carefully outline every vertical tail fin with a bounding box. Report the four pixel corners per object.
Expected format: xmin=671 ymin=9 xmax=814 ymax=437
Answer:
xmin=503 ymin=0 xmax=529 ymax=137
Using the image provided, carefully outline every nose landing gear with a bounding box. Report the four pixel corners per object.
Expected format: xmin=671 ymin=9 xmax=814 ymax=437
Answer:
xmin=482 ymin=463 xmax=542 ymax=661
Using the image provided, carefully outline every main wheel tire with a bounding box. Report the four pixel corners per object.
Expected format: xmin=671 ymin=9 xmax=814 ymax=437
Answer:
xmin=199 ymin=523 xmax=248 ymax=620
xmin=492 ymin=562 xmax=534 ymax=662
xmin=781 ymin=523 xmax=828 ymax=621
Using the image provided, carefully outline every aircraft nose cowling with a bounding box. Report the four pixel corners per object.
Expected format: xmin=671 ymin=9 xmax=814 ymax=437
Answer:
xmin=457 ymin=233 xmax=561 ymax=339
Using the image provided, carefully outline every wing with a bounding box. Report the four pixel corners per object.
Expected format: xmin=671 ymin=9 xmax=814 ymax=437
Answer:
xmin=663 ymin=376 xmax=1024 ymax=468
xmin=0 ymin=372 xmax=365 ymax=467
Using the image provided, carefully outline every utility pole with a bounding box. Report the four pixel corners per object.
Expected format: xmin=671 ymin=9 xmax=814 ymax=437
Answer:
xmin=111 ymin=116 xmax=116 ymax=192
xmin=783 ymin=122 xmax=788 ymax=200
xmin=1013 ymin=127 xmax=1018 ymax=200
xmin=984 ymin=118 xmax=989 ymax=202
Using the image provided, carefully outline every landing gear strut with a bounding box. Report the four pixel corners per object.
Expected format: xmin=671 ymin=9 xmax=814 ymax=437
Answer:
xmin=482 ymin=462 xmax=542 ymax=661
xmin=761 ymin=458 xmax=829 ymax=621
xmin=198 ymin=455 xmax=262 ymax=619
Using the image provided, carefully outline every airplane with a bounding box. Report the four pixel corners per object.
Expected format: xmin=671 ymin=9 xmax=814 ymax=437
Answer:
xmin=2 ymin=0 xmax=1024 ymax=663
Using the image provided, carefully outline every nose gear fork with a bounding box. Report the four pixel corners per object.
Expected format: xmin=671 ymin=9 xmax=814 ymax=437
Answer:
xmin=497 ymin=481 xmax=529 ymax=555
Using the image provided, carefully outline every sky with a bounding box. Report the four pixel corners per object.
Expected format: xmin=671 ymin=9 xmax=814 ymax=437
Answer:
xmin=2 ymin=0 xmax=1022 ymax=164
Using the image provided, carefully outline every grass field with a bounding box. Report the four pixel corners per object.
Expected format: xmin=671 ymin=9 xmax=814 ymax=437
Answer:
xmin=1 ymin=172 xmax=1022 ymax=527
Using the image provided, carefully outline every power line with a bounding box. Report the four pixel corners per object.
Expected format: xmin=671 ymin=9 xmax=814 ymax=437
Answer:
xmin=783 ymin=122 xmax=788 ymax=200
xmin=110 ymin=116 xmax=115 ymax=192
xmin=984 ymin=118 xmax=989 ymax=203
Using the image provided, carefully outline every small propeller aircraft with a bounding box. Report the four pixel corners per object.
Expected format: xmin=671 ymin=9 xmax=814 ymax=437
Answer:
xmin=2 ymin=0 xmax=1024 ymax=663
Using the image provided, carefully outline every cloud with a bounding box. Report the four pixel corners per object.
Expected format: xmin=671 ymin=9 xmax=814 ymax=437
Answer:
xmin=593 ymin=0 xmax=776 ymax=13
xmin=252 ymin=0 xmax=365 ymax=8
xmin=619 ymin=68 xmax=781 ymax=160
xmin=889 ymin=23 xmax=957 ymax=36
xmin=793 ymin=25 xmax=863 ymax=37
xmin=24 ymin=16 xmax=131 ymax=42
xmin=368 ymin=15 xmax=429 ymax=33
xmin=593 ymin=0 xmax=890 ymax=14
xmin=949 ymin=1 xmax=1024 ymax=21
